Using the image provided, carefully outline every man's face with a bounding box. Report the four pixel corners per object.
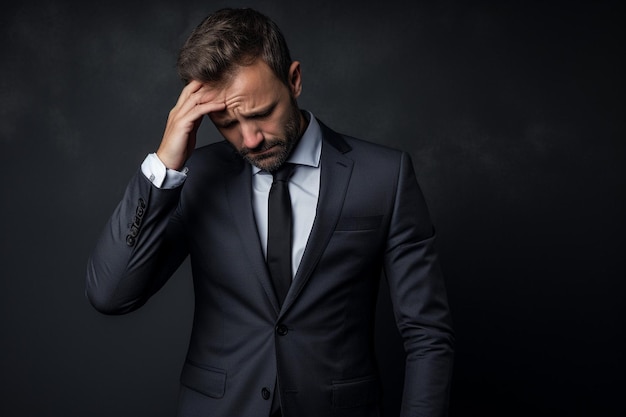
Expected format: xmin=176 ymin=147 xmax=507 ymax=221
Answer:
xmin=208 ymin=59 xmax=304 ymax=172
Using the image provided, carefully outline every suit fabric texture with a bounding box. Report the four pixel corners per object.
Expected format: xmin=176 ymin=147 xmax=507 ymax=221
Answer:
xmin=86 ymin=120 xmax=455 ymax=417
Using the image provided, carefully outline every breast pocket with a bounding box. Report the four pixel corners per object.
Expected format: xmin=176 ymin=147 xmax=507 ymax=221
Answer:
xmin=335 ymin=215 xmax=383 ymax=232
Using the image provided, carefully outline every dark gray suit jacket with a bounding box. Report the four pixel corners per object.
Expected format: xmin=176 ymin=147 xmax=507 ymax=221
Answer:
xmin=86 ymin=120 xmax=454 ymax=417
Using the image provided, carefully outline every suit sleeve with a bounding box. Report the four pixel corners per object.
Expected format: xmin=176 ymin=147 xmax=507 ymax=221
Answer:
xmin=383 ymin=152 xmax=455 ymax=417
xmin=85 ymin=169 xmax=188 ymax=315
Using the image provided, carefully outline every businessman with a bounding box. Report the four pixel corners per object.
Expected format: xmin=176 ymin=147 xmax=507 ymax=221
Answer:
xmin=86 ymin=7 xmax=454 ymax=417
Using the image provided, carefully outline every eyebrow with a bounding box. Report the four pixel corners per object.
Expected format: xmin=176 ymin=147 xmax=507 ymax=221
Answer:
xmin=216 ymin=102 xmax=277 ymax=127
xmin=240 ymin=102 xmax=277 ymax=118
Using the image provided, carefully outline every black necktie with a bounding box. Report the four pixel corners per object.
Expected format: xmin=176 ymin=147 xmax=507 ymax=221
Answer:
xmin=267 ymin=163 xmax=296 ymax=306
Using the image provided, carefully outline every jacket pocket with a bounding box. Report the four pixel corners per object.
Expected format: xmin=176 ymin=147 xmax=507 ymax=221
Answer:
xmin=180 ymin=360 xmax=227 ymax=399
xmin=335 ymin=215 xmax=383 ymax=231
xmin=331 ymin=375 xmax=379 ymax=408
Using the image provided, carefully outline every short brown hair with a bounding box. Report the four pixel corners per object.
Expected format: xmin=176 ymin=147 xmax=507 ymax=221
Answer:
xmin=177 ymin=8 xmax=293 ymax=86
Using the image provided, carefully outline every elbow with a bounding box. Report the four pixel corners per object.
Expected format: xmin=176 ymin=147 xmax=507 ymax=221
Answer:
xmin=85 ymin=262 xmax=141 ymax=315
xmin=402 ymin=326 xmax=455 ymax=360
xmin=85 ymin=288 xmax=132 ymax=315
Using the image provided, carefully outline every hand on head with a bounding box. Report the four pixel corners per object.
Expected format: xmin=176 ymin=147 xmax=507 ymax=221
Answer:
xmin=157 ymin=80 xmax=225 ymax=171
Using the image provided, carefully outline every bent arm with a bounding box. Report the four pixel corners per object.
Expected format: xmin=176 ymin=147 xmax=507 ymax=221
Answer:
xmin=384 ymin=152 xmax=455 ymax=417
xmin=86 ymin=80 xmax=225 ymax=314
xmin=86 ymin=170 xmax=188 ymax=315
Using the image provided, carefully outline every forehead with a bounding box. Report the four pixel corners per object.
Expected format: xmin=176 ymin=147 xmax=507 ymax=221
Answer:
xmin=220 ymin=60 xmax=286 ymax=109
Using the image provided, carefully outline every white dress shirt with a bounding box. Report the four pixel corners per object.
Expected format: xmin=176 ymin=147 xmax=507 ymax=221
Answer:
xmin=141 ymin=110 xmax=322 ymax=280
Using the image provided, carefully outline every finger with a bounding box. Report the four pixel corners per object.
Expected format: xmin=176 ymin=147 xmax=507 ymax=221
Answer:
xmin=196 ymin=86 xmax=225 ymax=105
xmin=178 ymin=84 xmax=224 ymax=116
xmin=195 ymin=99 xmax=227 ymax=115
xmin=174 ymin=80 xmax=204 ymax=108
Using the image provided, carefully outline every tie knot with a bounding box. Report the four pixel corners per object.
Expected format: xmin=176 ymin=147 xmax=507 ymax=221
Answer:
xmin=272 ymin=163 xmax=296 ymax=182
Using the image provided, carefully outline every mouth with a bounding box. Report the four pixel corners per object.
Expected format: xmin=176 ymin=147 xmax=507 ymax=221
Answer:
xmin=239 ymin=139 xmax=289 ymax=171
xmin=242 ymin=141 xmax=281 ymax=159
xmin=249 ymin=144 xmax=277 ymax=156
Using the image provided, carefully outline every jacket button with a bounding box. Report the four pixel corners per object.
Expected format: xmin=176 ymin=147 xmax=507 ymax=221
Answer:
xmin=129 ymin=224 xmax=139 ymax=237
xmin=261 ymin=387 xmax=271 ymax=400
xmin=276 ymin=324 xmax=288 ymax=336
xmin=126 ymin=235 xmax=135 ymax=246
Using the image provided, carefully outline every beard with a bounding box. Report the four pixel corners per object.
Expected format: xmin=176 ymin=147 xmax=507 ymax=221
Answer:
xmin=239 ymin=100 xmax=302 ymax=172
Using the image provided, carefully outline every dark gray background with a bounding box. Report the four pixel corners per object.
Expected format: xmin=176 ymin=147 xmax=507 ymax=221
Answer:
xmin=1 ymin=0 xmax=623 ymax=416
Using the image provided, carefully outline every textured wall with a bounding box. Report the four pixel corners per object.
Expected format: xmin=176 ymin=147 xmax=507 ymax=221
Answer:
xmin=1 ymin=1 xmax=623 ymax=416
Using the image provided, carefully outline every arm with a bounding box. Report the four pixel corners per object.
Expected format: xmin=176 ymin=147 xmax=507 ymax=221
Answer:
xmin=383 ymin=152 xmax=455 ymax=417
xmin=86 ymin=80 xmax=226 ymax=314
xmin=85 ymin=171 xmax=187 ymax=314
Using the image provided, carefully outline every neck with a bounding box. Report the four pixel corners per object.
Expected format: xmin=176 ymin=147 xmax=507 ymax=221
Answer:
xmin=298 ymin=109 xmax=310 ymax=138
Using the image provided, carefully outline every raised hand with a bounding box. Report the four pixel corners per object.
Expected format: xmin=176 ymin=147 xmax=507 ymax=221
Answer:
xmin=156 ymin=80 xmax=226 ymax=170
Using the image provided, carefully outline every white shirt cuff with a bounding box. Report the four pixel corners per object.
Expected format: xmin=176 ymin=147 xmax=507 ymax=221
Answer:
xmin=140 ymin=153 xmax=187 ymax=189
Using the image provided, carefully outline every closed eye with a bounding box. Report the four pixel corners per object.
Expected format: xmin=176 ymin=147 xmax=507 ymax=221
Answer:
xmin=214 ymin=103 xmax=277 ymax=129
xmin=247 ymin=103 xmax=276 ymax=120
xmin=218 ymin=120 xmax=237 ymax=129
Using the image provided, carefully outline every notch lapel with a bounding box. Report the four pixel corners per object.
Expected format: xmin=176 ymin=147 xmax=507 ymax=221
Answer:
xmin=280 ymin=125 xmax=353 ymax=315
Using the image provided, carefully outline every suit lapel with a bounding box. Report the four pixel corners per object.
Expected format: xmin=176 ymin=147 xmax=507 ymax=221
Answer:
xmin=225 ymin=158 xmax=281 ymax=315
xmin=280 ymin=123 xmax=353 ymax=315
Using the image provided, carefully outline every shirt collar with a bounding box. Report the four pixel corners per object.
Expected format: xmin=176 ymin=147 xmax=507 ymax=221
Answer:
xmin=252 ymin=110 xmax=322 ymax=175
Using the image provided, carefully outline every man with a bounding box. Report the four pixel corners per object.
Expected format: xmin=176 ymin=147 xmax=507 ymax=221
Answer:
xmin=86 ymin=7 xmax=454 ymax=417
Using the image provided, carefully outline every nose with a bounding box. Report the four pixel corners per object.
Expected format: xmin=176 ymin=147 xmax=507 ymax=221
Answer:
xmin=241 ymin=122 xmax=264 ymax=150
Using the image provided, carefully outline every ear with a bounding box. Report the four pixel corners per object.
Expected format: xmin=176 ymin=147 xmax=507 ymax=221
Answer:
xmin=288 ymin=61 xmax=303 ymax=98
